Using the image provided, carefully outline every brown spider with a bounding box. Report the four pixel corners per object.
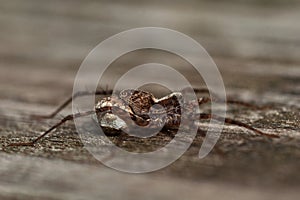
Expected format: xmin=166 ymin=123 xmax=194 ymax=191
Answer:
xmin=7 ymin=88 xmax=279 ymax=147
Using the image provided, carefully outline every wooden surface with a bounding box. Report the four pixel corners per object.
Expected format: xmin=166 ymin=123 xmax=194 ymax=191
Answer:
xmin=0 ymin=0 xmax=299 ymax=199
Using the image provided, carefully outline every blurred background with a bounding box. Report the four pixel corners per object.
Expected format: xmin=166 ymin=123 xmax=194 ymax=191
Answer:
xmin=0 ymin=0 xmax=299 ymax=199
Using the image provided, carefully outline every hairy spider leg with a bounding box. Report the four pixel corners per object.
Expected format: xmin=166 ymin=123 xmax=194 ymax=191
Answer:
xmin=197 ymin=96 xmax=278 ymax=138
xmin=7 ymin=110 xmax=95 ymax=147
xmin=30 ymin=89 xmax=113 ymax=120
xmin=7 ymin=105 xmax=150 ymax=147
xmin=194 ymin=87 xmax=270 ymax=110
xmin=199 ymin=113 xmax=279 ymax=138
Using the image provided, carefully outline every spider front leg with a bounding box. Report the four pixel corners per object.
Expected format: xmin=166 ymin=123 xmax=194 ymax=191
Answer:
xmin=199 ymin=113 xmax=279 ymax=138
xmin=7 ymin=110 xmax=95 ymax=147
xmin=197 ymin=93 xmax=278 ymax=138
xmin=198 ymin=96 xmax=270 ymax=110
xmin=30 ymin=88 xmax=112 ymax=120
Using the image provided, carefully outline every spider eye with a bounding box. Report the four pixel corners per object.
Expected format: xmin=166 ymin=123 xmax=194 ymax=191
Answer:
xmin=120 ymin=90 xmax=128 ymax=98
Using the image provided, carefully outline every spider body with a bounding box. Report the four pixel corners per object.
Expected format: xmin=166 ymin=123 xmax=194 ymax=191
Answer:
xmin=95 ymin=89 xmax=184 ymax=130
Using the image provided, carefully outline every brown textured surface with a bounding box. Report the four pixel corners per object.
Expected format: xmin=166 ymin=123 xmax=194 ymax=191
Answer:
xmin=0 ymin=0 xmax=299 ymax=199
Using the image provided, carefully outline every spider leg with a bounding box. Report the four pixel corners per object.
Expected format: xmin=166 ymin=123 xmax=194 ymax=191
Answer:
xmin=199 ymin=113 xmax=279 ymax=138
xmin=199 ymin=97 xmax=269 ymax=110
xmin=193 ymin=87 xmax=270 ymax=109
xmin=7 ymin=110 xmax=95 ymax=147
xmin=30 ymin=89 xmax=113 ymax=120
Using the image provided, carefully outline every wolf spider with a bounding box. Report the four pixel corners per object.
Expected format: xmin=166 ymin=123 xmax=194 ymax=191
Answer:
xmin=7 ymin=88 xmax=279 ymax=147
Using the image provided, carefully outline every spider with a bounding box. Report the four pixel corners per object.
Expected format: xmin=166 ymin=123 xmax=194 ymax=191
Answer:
xmin=7 ymin=88 xmax=279 ymax=147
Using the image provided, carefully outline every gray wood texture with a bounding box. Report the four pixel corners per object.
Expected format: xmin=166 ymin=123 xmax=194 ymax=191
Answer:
xmin=0 ymin=0 xmax=299 ymax=199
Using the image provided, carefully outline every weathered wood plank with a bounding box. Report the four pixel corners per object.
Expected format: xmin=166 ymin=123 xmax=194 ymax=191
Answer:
xmin=0 ymin=0 xmax=299 ymax=199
